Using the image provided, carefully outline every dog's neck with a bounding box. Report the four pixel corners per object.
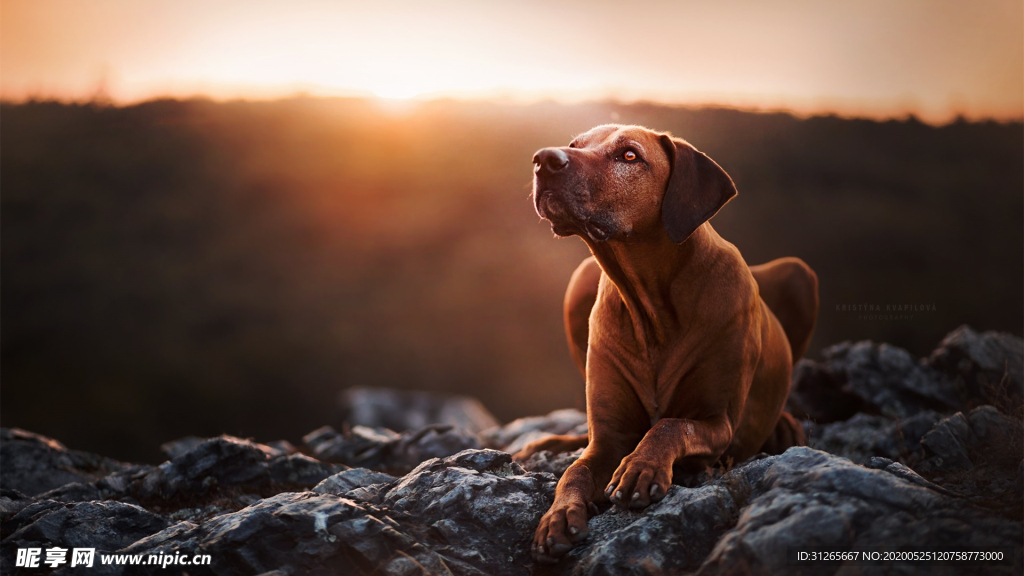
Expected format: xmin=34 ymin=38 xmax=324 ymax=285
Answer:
xmin=584 ymin=223 xmax=718 ymax=347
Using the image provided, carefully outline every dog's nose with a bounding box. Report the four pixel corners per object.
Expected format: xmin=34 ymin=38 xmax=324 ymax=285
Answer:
xmin=533 ymin=148 xmax=569 ymax=174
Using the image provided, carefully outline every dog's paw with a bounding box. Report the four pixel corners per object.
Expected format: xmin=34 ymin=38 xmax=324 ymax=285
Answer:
xmin=531 ymin=499 xmax=590 ymax=563
xmin=605 ymin=454 xmax=672 ymax=510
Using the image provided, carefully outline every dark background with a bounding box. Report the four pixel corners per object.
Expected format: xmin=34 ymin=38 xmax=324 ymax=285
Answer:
xmin=2 ymin=98 xmax=1021 ymax=462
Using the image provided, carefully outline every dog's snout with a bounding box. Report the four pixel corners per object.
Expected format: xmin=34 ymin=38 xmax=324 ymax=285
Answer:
xmin=533 ymin=148 xmax=569 ymax=174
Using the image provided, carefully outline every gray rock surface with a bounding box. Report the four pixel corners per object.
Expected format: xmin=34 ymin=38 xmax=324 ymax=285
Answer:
xmin=912 ymin=406 xmax=1024 ymax=520
xmin=807 ymin=410 xmax=943 ymax=465
xmin=565 ymin=456 xmax=776 ymax=575
xmin=303 ymin=423 xmax=480 ymax=475
xmin=519 ymin=448 xmax=584 ymax=478
xmin=1 ymin=327 xmax=1021 ymax=575
xmin=312 ymin=468 xmax=396 ymax=495
xmin=790 ymin=325 xmax=1023 ymax=424
xmin=339 ymin=386 xmax=500 ymax=434
xmin=0 ymin=490 xmax=34 ymax=524
xmin=2 ymin=432 xmax=1021 ymax=576
xmin=122 ymin=449 xmax=554 ymax=576
xmin=0 ymin=428 xmax=134 ymax=497
xmin=1 ymin=500 xmax=169 ymax=574
xmin=697 ymin=448 xmax=1021 ymax=576
xmin=789 ymin=341 xmax=960 ymax=422
xmin=133 ymin=436 xmax=344 ymax=503
xmin=926 ymin=325 xmax=1024 ymax=408
xmin=480 ymin=408 xmax=588 ymax=451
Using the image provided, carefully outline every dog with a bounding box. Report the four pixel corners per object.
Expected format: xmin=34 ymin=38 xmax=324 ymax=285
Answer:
xmin=521 ymin=124 xmax=818 ymax=563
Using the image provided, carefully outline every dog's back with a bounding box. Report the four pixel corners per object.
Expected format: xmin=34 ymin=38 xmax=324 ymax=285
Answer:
xmin=564 ymin=255 xmax=819 ymax=373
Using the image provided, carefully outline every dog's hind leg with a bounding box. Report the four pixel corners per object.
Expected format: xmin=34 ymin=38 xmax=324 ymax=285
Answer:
xmin=513 ymin=433 xmax=590 ymax=462
xmin=750 ymin=257 xmax=819 ymax=362
xmin=758 ymin=411 xmax=807 ymax=455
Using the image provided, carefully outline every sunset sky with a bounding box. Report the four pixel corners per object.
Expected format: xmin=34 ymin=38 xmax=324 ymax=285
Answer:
xmin=2 ymin=0 xmax=1021 ymax=123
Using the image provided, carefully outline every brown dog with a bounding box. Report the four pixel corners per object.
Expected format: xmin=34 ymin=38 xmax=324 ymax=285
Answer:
xmin=521 ymin=124 xmax=818 ymax=563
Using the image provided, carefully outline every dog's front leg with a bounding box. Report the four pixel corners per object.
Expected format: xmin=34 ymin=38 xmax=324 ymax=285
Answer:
xmin=604 ymin=414 xmax=733 ymax=509
xmin=531 ymin=427 xmax=639 ymax=562
xmin=531 ymin=382 xmax=646 ymax=563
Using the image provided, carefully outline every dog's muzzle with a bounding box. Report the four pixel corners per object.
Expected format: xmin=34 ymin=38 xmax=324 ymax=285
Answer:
xmin=532 ymin=147 xmax=572 ymax=219
xmin=532 ymin=146 xmax=611 ymax=241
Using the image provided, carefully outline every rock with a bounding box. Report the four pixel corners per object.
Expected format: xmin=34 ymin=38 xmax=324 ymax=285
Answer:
xmin=1 ymin=500 xmax=169 ymax=574
xmin=264 ymin=440 xmax=298 ymax=456
xmin=695 ymin=447 xmax=1022 ymax=575
xmin=302 ymin=425 xmax=399 ymax=463
xmin=36 ymin=482 xmax=105 ymax=504
xmin=123 ymin=492 xmax=452 ymax=576
xmin=519 ymin=448 xmax=583 ymax=478
xmin=378 ymin=449 xmax=555 ymax=575
xmin=384 ymin=425 xmax=481 ymax=474
xmin=0 ymin=436 xmax=1020 ymax=576
xmin=268 ymin=454 xmax=346 ymax=486
xmin=160 ymin=436 xmax=206 ymax=459
xmin=2 ymin=333 xmax=1022 ymax=576
xmin=807 ymin=410 xmax=943 ymax=465
xmin=480 ymin=408 xmax=587 ymax=451
xmin=313 ymin=469 xmax=396 ymax=496
xmin=967 ymin=404 xmax=1020 ymax=444
xmin=917 ymin=405 xmax=1024 ymax=475
xmin=919 ymin=412 xmax=977 ymax=471
xmin=339 ymin=387 xmax=500 ymax=434
xmin=0 ymin=489 xmax=33 ymax=523
xmin=134 ymin=436 xmax=273 ymax=501
xmin=303 ymin=424 xmax=480 ymax=475
xmin=791 ymin=326 xmax=1024 ymax=424
xmin=133 ymin=436 xmax=342 ymax=503
xmin=125 ymin=449 xmax=555 ymax=576
xmin=0 ymin=428 xmax=132 ymax=497
xmin=874 ymin=459 xmax=955 ymax=495
xmin=926 ymin=325 xmax=1024 ymax=410
xmin=789 ymin=341 xmax=959 ymax=422
xmin=565 ymin=457 xmax=776 ymax=575
xmin=95 ymin=465 xmax=155 ymax=499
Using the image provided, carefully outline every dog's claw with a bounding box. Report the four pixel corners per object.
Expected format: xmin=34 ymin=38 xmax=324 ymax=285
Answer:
xmin=549 ymin=542 xmax=572 ymax=555
xmin=650 ymin=483 xmax=663 ymax=500
xmin=604 ymin=484 xmax=616 ymax=497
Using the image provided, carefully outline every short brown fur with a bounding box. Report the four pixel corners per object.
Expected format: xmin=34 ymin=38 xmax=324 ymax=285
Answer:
xmin=522 ymin=125 xmax=817 ymax=563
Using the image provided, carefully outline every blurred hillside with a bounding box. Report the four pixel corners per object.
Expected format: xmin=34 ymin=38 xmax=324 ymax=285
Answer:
xmin=2 ymin=98 xmax=1021 ymax=461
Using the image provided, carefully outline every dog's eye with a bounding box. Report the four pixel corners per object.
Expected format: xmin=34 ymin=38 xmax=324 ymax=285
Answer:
xmin=623 ymin=150 xmax=637 ymax=162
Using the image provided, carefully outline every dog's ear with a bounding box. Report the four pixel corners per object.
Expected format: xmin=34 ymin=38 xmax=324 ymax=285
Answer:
xmin=658 ymin=135 xmax=737 ymax=243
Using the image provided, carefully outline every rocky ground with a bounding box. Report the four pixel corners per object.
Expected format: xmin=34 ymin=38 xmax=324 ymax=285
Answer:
xmin=2 ymin=325 xmax=1021 ymax=575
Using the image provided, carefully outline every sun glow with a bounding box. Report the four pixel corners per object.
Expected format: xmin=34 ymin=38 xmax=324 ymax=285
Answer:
xmin=2 ymin=0 xmax=1021 ymax=122
xmin=370 ymin=84 xmax=424 ymax=100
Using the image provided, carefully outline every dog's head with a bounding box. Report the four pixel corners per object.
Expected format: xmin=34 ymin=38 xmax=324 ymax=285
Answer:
xmin=532 ymin=124 xmax=736 ymax=244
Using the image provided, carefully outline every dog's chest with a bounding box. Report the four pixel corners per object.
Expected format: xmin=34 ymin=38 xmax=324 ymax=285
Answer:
xmin=612 ymin=338 xmax=697 ymax=425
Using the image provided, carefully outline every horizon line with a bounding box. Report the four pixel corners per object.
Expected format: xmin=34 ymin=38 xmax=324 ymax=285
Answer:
xmin=2 ymin=90 xmax=1022 ymax=129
